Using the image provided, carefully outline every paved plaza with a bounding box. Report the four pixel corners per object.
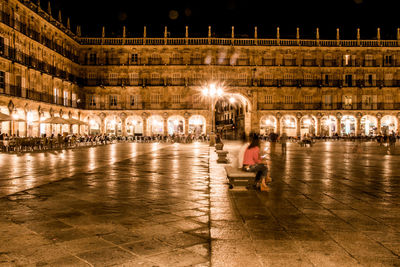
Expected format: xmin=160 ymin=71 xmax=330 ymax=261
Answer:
xmin=0 ymin=141 xmax=400 ymax=266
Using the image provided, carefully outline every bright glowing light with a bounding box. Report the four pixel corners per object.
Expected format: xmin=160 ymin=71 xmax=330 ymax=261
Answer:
xmin=132 ymin=120 xmax=137 ymax=126
xmin=229 ymin=97 xmax=236 ymax=104
xmin=27 ymin=112 xmax=33 ymax=124
xmin=173 ymin=120 xmax=179 ymax=126
xmin=266 ymin=119 xmax=272 ymax=125
xmin=202 ymin=88 xmax=208 ymax=96
xmin=217 ymin=88 xmax=223 ymax=96
xmin=285 ymin=119 xmax=291 ymax=125
xmin=12 ymin=113 xmax=19 ymax=120
xmin=111 ymin=120 xmax=116 ymax=126
xmin=304 ymin=119 xmax=310 ymax=126
xmin=209 ymin=84 xmax=216 ymax=96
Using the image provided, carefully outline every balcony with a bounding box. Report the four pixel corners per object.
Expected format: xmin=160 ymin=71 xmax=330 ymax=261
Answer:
xmin=147 ymin=58 xmax=163 ymax=65
xmin=236 ymin=58 xmax=250 ymax=66
xmin=282 ymin=59 xmax=297 ymax=66
xmin=262 ymin=59 xmax=276 ymax=66
xmin=167 ymin=78 xmax=186 ymax=86
xmin=302 ymin=59 xmax=317 ymax=66
xmin=322 ymin=59 xmax=339 ymax=67
xmin=169 ymin=58 xmax=184 ymax=65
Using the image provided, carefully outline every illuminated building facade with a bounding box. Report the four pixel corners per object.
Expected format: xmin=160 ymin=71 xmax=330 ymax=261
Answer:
xmin=1 ymin=0 xmax=400 ymax=137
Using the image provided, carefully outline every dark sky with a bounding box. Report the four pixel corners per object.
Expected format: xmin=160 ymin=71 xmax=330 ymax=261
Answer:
xmin=42 ymin=0 xmax=399 ymax=40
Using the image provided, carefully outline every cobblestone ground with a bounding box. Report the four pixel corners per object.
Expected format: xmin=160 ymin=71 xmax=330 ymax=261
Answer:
xmin=0 ymin=141 xmax=400 ymax=266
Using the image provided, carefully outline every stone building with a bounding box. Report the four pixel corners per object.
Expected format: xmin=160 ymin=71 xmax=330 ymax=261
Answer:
xmin=1 ymin=0 xmax=400 ymax=137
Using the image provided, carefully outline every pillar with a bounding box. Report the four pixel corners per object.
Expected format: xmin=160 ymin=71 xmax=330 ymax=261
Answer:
xmin=184 ymin=117 xmax=189 ymax=135
xmin=296 ymin=117 xmax=301 ymax=137
xmin=276 ymin=119 xmax=281 ymax=135
xmin=37 ymin=113 xmax=41 ymax=137
xmin=100 ymin=118 xmax=105 ymax=134
xmin=377 ymin=116 xmax=381 ymax=135
xmin=356 ymin=117 xmax=361 ymax=136
xmin=316 ymin=118 xmax=321 ymax=136
xmin=163 ymin=118 xmax=168 ymax=136
xmin=121 ymin=118 xmax=127 ymax=136
xmin=397 ymin=116 xmax=400 ymax=135
xmin=336 ymin=117 xmax=341 ymax=135
xmin=142 ymin=116 xmax=147 ymax=136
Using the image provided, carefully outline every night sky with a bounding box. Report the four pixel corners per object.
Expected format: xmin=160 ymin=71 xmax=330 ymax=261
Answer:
xmin=42 ymin=0 xmax=399 ymax=40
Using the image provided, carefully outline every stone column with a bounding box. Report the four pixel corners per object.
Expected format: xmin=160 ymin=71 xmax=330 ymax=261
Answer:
xmin=336 ymin=117 xmax=341 ymax=135
xmin=356 ymin=117 xmax=361 ymax=136
xmin=163 ymin=118 xmax=168 ymax=136
xmin=37 ymin=112 xmax=41 ymax=137
xmin=100 ymin=118 xmax=105 ymax=134
xmin=296 ymin=115 xmax=301 ymax=137
xmin=377 ymin=116 xmax=382 ymax=135
xmin=142 ymin=116 xmax=148 ymax=136
xmin=316 ymin=117 xmax=321 ymax=136
xmin=276 ymin=113 xmax=282 ymax=135
xmin=184 ymin=117 xmax=189 ymax=135
xmin=121 ymin=118 xmax=127 ymax=136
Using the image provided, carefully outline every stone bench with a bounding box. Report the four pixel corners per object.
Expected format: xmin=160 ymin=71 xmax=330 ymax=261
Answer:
xmin=224 ymin=166 xmax=256 ymax=189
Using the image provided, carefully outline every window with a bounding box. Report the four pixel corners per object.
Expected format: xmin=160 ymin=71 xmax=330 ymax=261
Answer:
xmin=324 ymin=74 xmax=329 ymax=84
xmin=130 ymin=95 xmax=136 ymax=106
xmin=304 ymin=95 xmax=313 ymax=104
xmin=344 ymin=54 xmax=350 ymax=66
xmin=284 ymin=96 xmax=293 ymax=104
xmin=63 ymin=91 xmax=69 ymax=106
xmin=0 ymin=36 xmax=4 ymax=54
xmin=344 ymin=95 xmax=352 ymax=105
xmin=193 ymin=95 xmax=201 ymax=104
xmin=89 ymin=95 xmax=96 ymax=106
xmin=345 ymin=74 xmax=353 ymax=86
xmin=385 ymin=55 xmax=393 ymax=65
xmin=323 ymin=95 xmax=332 ymax=105
xmin=151 ymin=94 xmax=161 ymax=104
xmin=131 ymin=53 xmax=138 ymax=64
xmin=89 ymin=53 xmax=97 ymax=64
xmin=53 ymin=88 xmax=58 ymax=104
xmin=110 ymin=95 xmax=117 ymax=106
xmin=265 ymin=95 xmax=273 ymax=104
xmin=172 ymin=95 xmax=181 ymax=104
xmin=384 ymin=95 xmax=392 ymax=103
xmin=0 ymin=71 xmax=5 ymax=91
xmin=368 ymin=74 xmax=373 ymax=85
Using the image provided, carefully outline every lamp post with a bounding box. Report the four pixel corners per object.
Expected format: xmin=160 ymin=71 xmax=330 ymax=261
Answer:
xmin=202 ymin=83 xmax=223 ymax=133
xmin=202 ymin=83 xmax=223 ymax=146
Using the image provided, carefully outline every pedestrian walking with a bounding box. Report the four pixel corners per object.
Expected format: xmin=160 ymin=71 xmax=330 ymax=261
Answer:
xmin=280 ymin=132 xmax=288 ymax=154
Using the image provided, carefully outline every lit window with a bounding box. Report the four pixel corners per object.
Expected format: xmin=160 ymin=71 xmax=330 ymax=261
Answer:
xmin=344 ymin=55 xmax=350 ymax=66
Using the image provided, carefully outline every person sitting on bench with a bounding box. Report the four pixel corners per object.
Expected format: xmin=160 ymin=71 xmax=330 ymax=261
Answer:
xmin=242 ymin=134 xmax=269 ymax=191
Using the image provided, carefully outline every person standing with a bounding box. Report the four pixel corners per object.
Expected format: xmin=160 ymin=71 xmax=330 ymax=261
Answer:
xmin=280 ymin=132 xmax=288 ymax=154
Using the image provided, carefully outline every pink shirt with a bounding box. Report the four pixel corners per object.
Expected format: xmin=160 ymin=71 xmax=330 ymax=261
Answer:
xmin=243 ymin=146 xmax=261 ymax=166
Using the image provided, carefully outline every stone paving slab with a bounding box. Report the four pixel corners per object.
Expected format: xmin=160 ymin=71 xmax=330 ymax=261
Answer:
xmin=1 ymin=141 xmax=400 ymax=266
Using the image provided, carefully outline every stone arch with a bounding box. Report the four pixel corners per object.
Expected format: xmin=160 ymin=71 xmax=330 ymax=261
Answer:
xmin=381 ymin=115 xmax=398 ymax=134
xmin=300 ymin=115 xmax=317 ymax=136
xmin=321 ymin=115 xmax=337 ymax=136
xmin=259 ymin=115 xmax=277 ymax=135
xmin=147 ymin=115 xmax=164 ymax=135
xmin=341 ymin=115 xmax=357 ymax=135
xmin=167 ymin=115 xmax=185 ymax=135
xmin=83 ymin=115 xmax=101 ymax=135
xmin=360 ymin=115 xmax=377 ymax=136
xmin=280 ymin=115 xmax=297 ymax=137
xmin=105 ymin=115 xmax=122 ymax=135
xmin=126 ymin=115 xmax=144 ymax=136
xmin=188 ymin=115 xmax=206 ymax=135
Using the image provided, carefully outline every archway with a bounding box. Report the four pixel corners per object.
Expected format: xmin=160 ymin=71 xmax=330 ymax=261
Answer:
xmin=381 ymin=116 xmax=397 ymax=135
xmin=360 ymin=115 xmax=377 ymax=136
xmin=212 ymin=92 xmax=252 ymax=139
xmin=340 ymin=115 xmax=356 ymax=135
xmin=300 ymin=115 xmax=316 ymax=136
xmin=85 ymin=116 xmax=101 ymax=135
xmin=189 ymin=115 xmax=206 ymax=135
xmin=105 ymin=116 xmax=122 ymax=135
xmin=0 ymin=106 xmax=10 ymax=135
xmin=321 ymin=116 xmax=337 ymax=136
xmin=260 ymin=115 xmax=277 ymax=135
xmin=167 ymin=115 xmax=185 ymax=135
xmin=281 ymin=115 xmax=297 ymax=137
xmin=147 ymin=115 xmax=164 ymax=135
xmin=126 ymin=115 xmax=143 ymax=136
